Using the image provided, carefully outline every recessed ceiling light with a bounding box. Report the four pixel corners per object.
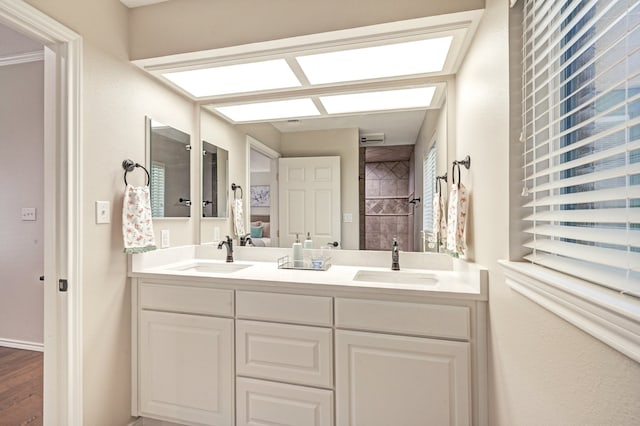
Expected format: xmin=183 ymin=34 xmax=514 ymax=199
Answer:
xmin=214 ymin=98 xmax=320 ymax=122
xmin=162 ymin=59 xmax=301 ymax=97
xmin=319 ymin=87 xmax=435 ymax=114
xmin=296 ymin=37 xmax=453 ymax=85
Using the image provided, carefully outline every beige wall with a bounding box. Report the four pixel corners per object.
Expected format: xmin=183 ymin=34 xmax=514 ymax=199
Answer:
xmin=23 ymin=1 xmax=197 ymax=424
xmin=456 ymin=0 xmax=640 ymax=424
xmin=280 ymin=129 xmax=360 ymax=250
xmin=128 ymin=0 xmax=485 ymax=60
xmin=0 ymin=60 xmax=44 ymax=346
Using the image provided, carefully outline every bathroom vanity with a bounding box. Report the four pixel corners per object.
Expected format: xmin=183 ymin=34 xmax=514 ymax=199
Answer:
xmin=129 ymin=246 xmax=488 ymax=426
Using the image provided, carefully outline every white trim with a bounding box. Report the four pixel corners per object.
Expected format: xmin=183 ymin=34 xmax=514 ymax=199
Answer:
xmin=0 ymin=1 xmax=83 ymax=425
xmin=0 ymin=50 xmax=43 ymax=66
xmin=0 ymin=338 xmax=44 ymax=352
xmin=499 ymin=260 xmax=640 ymax=363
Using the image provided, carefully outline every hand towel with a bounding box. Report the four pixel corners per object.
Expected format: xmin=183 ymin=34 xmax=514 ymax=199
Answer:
xmin=446 ymin=183 xmax=469 ymax=255
xmin=432 ymin=191 xmax=447 ymax=246
xmin=123 ymin=184 xmax=157 ymax=253
xmin=232 ymin=198 xmax=246 ymax=237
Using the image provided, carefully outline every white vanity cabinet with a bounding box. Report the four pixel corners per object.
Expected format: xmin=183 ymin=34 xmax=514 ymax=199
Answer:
xmin=131 ymin=267 xmax=488 ymax=426
xmin=133 ymin=281 xmax=235 ymax=426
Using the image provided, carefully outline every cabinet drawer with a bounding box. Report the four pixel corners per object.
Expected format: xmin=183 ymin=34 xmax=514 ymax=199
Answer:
xmin=335 ymin=298 xmax=470 ymax=340
xmin=236 ymin=320 xmax=333 ymax=388
xmin=237 ymin=377 xmax=333 ymax=426
xmin=236 ymin=291 xmax=332 ymax=326
xmin=140 ymin=282 xmax=234 ymax=316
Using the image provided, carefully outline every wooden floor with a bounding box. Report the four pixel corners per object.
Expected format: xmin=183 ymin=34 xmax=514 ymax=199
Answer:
xmin=0 ymin=347 xmax=43 ymax=426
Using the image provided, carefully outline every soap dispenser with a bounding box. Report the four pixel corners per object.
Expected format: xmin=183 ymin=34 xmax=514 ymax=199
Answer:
xmin=292 ymin=233 xmax=303 ymax=267
xmin=303 ymin=232 xmax=313 ymax=249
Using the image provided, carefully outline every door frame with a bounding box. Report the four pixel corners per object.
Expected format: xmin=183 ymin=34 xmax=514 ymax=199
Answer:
xmin=245 ymin=135 xmax=281 ymax=247
xmin=0 ymin=1 xmax=83 ymax=424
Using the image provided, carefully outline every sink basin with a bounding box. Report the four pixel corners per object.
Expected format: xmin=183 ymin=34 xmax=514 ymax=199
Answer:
xmin=353 ymin=270 xmax=437 ymax=285
xmin=168 ymin=262 xmax=251 ymax=274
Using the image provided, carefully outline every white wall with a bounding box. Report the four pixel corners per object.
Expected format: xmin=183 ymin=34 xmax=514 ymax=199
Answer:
xmin=280 ymin=128 xmax=360 ymax=250
xmin=455 ymin=0 xmax=640 ymax=424
xmin=0 ymin=60 xmax=44 ymax=347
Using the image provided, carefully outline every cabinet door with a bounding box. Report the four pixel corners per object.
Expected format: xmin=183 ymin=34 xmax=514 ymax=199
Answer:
xmin=335 ymin=330 xmax=470 ymax=426
xmin=139 ymin=310 xmax=233 ymax=426
xmin=237 ymin=377 xmax=333 ymax=426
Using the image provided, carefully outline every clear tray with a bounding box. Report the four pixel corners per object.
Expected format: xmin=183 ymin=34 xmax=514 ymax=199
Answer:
xmin=277 ymin=255 xmax=332 ymax=271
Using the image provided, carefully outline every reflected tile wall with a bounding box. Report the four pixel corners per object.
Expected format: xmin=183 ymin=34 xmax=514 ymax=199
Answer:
xmin=364 ymin=160 xmax=410 ymax=251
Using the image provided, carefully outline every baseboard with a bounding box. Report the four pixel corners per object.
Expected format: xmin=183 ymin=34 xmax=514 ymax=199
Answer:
xmin=0 ymin=338 xmax=44 ymax=352
xmin=127 ymin=418 xmax=143 ymax=426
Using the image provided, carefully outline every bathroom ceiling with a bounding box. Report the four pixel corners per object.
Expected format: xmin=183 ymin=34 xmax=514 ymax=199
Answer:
xmin=133 ymin=10 xmax=481 ymax=145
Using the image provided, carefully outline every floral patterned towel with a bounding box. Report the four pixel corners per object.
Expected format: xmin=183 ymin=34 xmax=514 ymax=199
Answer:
xmin=432 ymin=191 xmax=447 ymax=245
xmin=122 ymin=184 xmax=156 ymax=253
xmin=446 ymin=183 xmax=469 ymax=255
xmin=232 ymin=198 xmax=246 ymax=237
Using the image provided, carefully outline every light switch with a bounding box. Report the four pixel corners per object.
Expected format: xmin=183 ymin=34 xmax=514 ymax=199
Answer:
xmin=95 ymin=201 xmax=110 ymax=224
xmin=161 ymin=229 xmax=170 ymax=248
xmin=343 ymin=213 xmax=353 ymax=223
xmin=21 ymin=207 xmax=36 ymax=221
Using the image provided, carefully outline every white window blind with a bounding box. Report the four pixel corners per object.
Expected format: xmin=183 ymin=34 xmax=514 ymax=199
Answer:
xmin=423 ymin=144 xmax=437 ymax=232
xmin=150 ymin=161 xmax=165 ymax=217
xmin=521 ymin=0 xmax=640 ymax=295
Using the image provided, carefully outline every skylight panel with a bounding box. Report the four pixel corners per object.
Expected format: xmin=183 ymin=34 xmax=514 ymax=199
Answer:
xmin=319 ymin=87 xmax=435 ymax=114
xmin=296 ymin=37 xmax=453 ymax=85
xmin=162 ymin=59 xmax=301 ymax=97
xmin=213 ymin=98 xmax=320 ymax=122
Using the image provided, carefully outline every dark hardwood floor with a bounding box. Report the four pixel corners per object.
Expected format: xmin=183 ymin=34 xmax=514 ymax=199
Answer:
xmin=0 ymin=347 xmax=43 ymax=426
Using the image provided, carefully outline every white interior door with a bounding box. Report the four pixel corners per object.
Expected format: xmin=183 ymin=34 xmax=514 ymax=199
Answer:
xmin=278 ymin=156 xmax=340 ymax=248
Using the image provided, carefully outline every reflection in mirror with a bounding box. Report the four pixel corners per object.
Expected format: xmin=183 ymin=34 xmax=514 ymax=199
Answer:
xmin=248 ymin=147 xmax=278 ymax=247
xmin=202 ymin=141 xmax=229 ymax=218
xmin=147 ymin=117 xmax=191 ymax=218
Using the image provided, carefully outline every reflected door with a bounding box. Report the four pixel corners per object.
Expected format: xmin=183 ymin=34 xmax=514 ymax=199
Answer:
xmin=278 ymin=156 xmax=341 ymax=248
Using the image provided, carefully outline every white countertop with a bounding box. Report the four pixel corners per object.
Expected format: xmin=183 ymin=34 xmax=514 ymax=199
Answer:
xmin=129 ymin=246 xmax=488 ymax=301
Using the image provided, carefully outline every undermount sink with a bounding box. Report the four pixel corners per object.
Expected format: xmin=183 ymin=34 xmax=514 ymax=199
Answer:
xmin=353 ymin=270 xmax=438 ymax=285
xmin=168 ymin=262 xmax=251 ymax=274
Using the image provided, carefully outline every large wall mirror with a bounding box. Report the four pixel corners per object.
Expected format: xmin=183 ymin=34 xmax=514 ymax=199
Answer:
xmin=147 ymin=117 xmax=191 ymax=218
xmin=202 ymin=141 xmax=229 ymax=218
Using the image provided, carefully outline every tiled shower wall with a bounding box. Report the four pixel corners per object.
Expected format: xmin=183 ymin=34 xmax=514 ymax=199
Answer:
xmin=364 ymin=161 xmax=410 ymax=250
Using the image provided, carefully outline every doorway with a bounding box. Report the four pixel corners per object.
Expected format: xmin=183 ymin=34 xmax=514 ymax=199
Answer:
xmin=0 ymin=2 xmax=83 ymax=424
xmin=361 ymin=145 xmax=415 ymax=251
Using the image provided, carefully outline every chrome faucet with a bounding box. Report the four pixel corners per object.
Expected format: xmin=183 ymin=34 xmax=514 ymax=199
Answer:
xmin=218 ymin=235 xmax=234 ymax=262
xmin=240 ymin=233 xmax=253 ymax=246
xmin=391 ymin=238 xmax=400 ymax=270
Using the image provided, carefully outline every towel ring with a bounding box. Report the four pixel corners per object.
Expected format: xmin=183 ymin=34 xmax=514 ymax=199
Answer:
xmin=231 ymin=183 xmax=243 ymax=199
xmin=122 ymin=159 xmax=150 ymax=186
xmin=451 ymin=156 xmax=471 ymax=189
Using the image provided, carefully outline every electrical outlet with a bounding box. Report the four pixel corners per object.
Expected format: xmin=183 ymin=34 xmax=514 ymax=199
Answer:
xmin=95 ymin=201 xmax=110 ymax=224
xmin=161 ymin=229 xmax=170 ymax=248
xmin=343 ymin=213 xmax=353 ymax=223
xmin=21 ymin=207 xmax=36 ymax=221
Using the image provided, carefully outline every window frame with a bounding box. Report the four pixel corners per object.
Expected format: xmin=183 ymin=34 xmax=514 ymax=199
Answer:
xmin=502 ymin=0 xmax=640 ymax=363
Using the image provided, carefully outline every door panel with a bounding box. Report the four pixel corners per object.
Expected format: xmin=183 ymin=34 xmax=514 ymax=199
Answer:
xmin=279 ymin=156 xmax=340 ymax=248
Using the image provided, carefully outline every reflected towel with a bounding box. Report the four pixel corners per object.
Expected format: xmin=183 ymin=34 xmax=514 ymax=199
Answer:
xmin=232 ymin=198 xmax=246 ymax=237
xmin=446 ymin=183 xmax=469 ymax=255
xmin=432 ymin=191 xmax=447 ymax=245
xmin=122 ymin=184 xmax=157 ymax=253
